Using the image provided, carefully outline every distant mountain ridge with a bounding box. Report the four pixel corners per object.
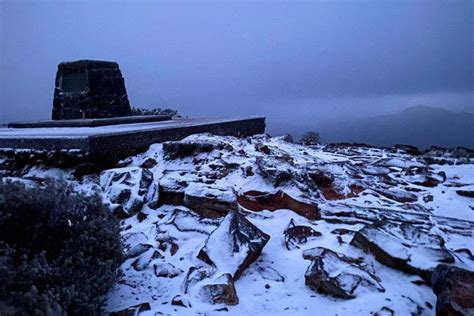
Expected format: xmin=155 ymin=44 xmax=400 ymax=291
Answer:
xmin=317 ymin=105 xmax=474 ymax=149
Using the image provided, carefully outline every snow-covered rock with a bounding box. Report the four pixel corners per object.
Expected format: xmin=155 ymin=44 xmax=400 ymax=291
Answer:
xmin=100 ymin=167 xmax=157 ymax=216
xmin=197 ymin=211 xmax=270 ymax=280
xmin=351 ymin=221 xmax=454 ymax=281
xmin=303 ymin=247 xmax=385 ymax=299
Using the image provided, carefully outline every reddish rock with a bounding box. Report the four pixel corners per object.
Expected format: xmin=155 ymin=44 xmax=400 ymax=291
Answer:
xmin=284 ymin=219 xmax=321 ymax=250
xmin=237 ymin=190 xmax=320 ymax=220
xmin=184 ymin=185 xmax=237 ymax=218
xmin=431 ymin=264 xmax=474 ymax=316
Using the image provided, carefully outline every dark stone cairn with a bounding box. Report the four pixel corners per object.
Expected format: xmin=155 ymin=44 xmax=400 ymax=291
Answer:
xmin=52 ymin=60 xmax=132 ymax=120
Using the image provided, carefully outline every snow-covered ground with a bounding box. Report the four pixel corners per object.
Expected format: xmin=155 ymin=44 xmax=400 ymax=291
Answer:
xmin=2 ymin=134 xmax=473 ymax=315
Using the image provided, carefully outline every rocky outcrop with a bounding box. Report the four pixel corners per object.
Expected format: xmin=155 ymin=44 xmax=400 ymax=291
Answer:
xmin=431 ymin=264 xmax=474 ymax=316
xmin=184 ymin=184 xmax=237 ymax=218
xmin=197 ymin=211 xmax=270 ymax=280
xmin=100 ymin=167 xmax=157 ymax=216
xmin=351 ymin=222 xmax=454 ymax=282
xmin=237 ymin=190 xmax=320 ymax=220
xmin=163 ymin=136 xmax=233 ymax=160
xmin=303 ymin=247 xmax=384 ymax=299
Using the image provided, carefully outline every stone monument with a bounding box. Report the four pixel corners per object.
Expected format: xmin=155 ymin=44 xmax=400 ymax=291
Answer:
xmin=52 ymin=60 xmax=132 ymax=120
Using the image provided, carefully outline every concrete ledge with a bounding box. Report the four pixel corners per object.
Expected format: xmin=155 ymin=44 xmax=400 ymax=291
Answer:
xmin=7 ymin=115 xmax=171 ymax=128
xmin=0 ymin=116 xmax=265 ymax=163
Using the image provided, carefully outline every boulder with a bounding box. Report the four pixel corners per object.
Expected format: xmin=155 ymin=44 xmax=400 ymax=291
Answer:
xmin=181 ymin=266 xmax=216 ymax=294
xmin=100 ymin=167 xmax=155 ymax=216
xmin=197 ymin=211 xmax=270 ymax=280
xmin=237 ymin=190 xmax=320 ymax=220
xmin=131 ymin=248 xmax=163 ymax=271
xmin=284 ymin=219 xmax=321 ymax=250
xmin=198 ymin=274 xmax=239 ymax=305
xmin=431 ymin=264 xmax=474 ymax=316
xmin=153 ymin=263 xmax=182 ymax=278
xmin=184 ymin=184 xmax=237 ymax=218
xmin=351 ymin=222 xmax=454 ymax=282
xmin=303 ymin=247 xmax=384 ymax=299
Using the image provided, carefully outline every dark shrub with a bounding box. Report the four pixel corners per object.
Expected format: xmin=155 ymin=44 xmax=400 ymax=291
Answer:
xmin=300 ymin=131 xmax=321 ymax=145
xmin=131 ymin=107 xmax=179 ymax=117
xmin=0 ymin=181 xmax=122 ymax=315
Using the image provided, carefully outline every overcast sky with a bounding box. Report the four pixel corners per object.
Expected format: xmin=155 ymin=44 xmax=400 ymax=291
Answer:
xmin=0 ymin=0 xmax=472 ymax=134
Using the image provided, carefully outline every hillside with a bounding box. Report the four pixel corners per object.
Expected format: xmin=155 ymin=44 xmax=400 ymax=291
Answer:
xmin=317 ymin=105 xmax=474 ymax=149
xmin=1 ymin=134 xmax=473 ymax=315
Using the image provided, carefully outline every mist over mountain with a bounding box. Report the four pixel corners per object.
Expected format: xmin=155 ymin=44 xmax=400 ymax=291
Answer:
xmin=313 ymin=105 xmax=474 ymax=149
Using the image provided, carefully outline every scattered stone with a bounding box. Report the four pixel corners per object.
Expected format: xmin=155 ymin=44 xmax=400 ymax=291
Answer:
xmin=431 ymin=264 xmax=474 ymax=316
xmin=131 ymin=248 xmax=163 ymax=271
xmin=136 ymin=211 xmax=148 ymax=222
xmin=141 ymin=157 xmax=158 ymax=169
xmin=124 ymin=243 xmax=153 ymax=260
xmin=197 ymin=211 xmax=270 ymax=280
xmin=257 ymin=265 xmax=285 ymax=282
xmin=237 ymin=190 xmax=320 ymax=220
xmin=198 ymin=274 xmax=239 ymax=305
xmin=109 ymin=302 xmax=151 ymax=316
xmin=303 ymin=247 xmax=384 ymax=299
xmin=456 ymin=190 xmax=474 ymax=198
xmin=284 ymin=219 xmax=321 ymax=250
xmin=171 ymin=295 xmax=191 ymax=308
xmin=373 ymin=306 xmax=395 ymax=316
xmin=154 ymin=263 xmax=182 ymax=278
xmin=351 ymin=222 xmax=454 ymax=282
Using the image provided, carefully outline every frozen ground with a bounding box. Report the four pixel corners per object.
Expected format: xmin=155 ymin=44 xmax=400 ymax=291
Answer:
xmin=2 ymin=134 xmax=473 ymax=315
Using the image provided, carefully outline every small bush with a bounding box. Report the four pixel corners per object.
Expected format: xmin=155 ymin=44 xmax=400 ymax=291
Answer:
xmin=300 ymin=131 xmax=321 ymax=145
xmin=131 ymin=107 xmax=180 ymax=117
xmin=0 ymin=181 xmax=122 ymax=315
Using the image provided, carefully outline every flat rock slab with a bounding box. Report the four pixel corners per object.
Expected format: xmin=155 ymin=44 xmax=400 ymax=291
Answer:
xmin=0 ymin=116 xmax=265 ymax=162
xmin=7 ymin=115 xmax=171 ymax=128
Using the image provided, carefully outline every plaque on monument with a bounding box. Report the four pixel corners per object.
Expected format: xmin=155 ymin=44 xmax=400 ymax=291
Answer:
xmin=52 ymin=60 xmax=132 ymax=120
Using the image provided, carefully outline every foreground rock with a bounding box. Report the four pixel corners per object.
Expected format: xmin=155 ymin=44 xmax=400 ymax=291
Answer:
xmin=237 ymin=190 xmax=320 ymax=220
xmin=431 ymin=264 xmax=474 ymax=316
xmin=303 ymin=247 xmax=384 ymax=299
xmin=100 ymin=167 xmax=157 ymax=216
xmin=284 ymin=219 xmax=321 ymax=250
xmin=198 ymin=211 xmax=270 ymax=279
xmin=198 ymin=273 xmax=239 ymax=305
xmin=351 ymin=222 xmax=454 ymax=282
